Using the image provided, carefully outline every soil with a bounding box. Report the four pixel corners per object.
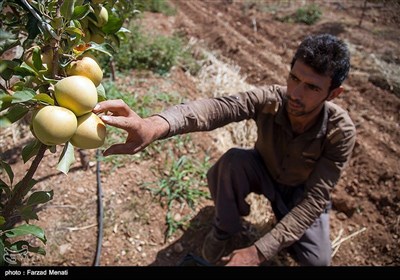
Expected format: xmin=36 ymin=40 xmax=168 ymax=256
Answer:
xmin=1 ymin=0 xmax=399 ymax=267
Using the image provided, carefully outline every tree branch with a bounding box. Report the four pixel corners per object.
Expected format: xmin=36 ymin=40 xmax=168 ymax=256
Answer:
xmin=2 ymin=143 xmax=47 ymax=229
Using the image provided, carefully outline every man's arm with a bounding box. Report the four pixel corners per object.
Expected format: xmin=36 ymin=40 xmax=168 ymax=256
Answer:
xmin=93 ymin=86 xmax=283 ymax=156
xmin=157 ymin=86 xmax=282 ymax=138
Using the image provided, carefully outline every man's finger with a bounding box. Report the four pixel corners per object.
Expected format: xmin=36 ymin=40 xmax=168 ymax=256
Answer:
xmin=103 ymin=143 xmax=139 ymax=156
xmin=221 ymin=254 xmax=232 ymax=262
xmin=100 ymin=115 xmax=134 ymax=130
xmin=93 ymin=99 xmax=131 ymax=116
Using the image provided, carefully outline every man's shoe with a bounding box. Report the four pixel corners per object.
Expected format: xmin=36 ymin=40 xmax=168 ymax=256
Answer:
xmin=201 ymin=230 xmax=230 ymax=264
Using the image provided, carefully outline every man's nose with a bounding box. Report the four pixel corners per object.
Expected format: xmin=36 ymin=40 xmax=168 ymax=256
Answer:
xmin=291 ymin=83 xmax=305 ymax=99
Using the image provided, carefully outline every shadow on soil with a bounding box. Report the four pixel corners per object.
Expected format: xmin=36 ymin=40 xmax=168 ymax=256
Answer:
xmin=149 ymin=206 xmax=264 ymax=266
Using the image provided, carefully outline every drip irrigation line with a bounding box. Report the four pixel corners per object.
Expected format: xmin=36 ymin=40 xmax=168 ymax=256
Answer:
xmin=93 ymin=149 xmax=104 ymax=266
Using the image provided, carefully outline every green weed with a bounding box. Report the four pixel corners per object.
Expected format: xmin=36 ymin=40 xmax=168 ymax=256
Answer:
xmin=144 ymin=154 xmax=211 ymax=239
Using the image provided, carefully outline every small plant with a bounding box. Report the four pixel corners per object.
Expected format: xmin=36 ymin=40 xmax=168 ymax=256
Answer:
xmin=293 ymin=4 xmax=322 ymax=25
xmin=135 ymin=0 xmax=176 ymax=16
xmin=278 ymin=4 xmax=322 ymax=25
xmin=144 ymin=154 xmax=211 ymax=239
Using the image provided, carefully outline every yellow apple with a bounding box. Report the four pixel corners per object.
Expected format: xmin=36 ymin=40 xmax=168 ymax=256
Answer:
xmin=66 ymin=53 xmax=103 ymax=86
xmin=32 ymin=106 xmax=77 ymax=146
xmin=54 ymin=76 xmax=98 ymax=116
xmin=24 ymin=46 xmax=54 ymax=73
xmin=94 ymin=6 xmax=108 ymax=27
xmin=70 ymin=112 xmax=106 ymax=149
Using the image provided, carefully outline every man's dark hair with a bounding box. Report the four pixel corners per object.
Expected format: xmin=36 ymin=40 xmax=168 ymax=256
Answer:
xmin=291 ymin=34 xmax=350 ymax=91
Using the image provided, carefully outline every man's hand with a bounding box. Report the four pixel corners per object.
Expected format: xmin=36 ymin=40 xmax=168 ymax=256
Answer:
xmin=222 ymin=245 xmax=265 ymax=266
xmin=93 ymin=99 xmax=169 ymax=156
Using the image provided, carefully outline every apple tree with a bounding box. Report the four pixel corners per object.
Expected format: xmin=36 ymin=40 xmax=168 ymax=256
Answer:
xmin=0 ymin=0 xmax=136 ymax=265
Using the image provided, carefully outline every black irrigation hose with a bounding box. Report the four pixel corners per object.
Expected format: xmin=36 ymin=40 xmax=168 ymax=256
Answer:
xmin=93 ymin=149 xmax=104 ymax=266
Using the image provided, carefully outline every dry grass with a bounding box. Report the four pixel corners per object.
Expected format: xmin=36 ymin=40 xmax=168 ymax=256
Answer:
xmin=192 ymin=43 xmax=274 ymax=237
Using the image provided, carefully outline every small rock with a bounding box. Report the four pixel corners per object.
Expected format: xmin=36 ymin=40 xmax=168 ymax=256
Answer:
xmin=59 ymin=244 xmax=70 ymax=255
xmin=76 ymin=187 xmax=85 ymax=193
xmin=173 ymin=242 xmax=184 ymax=253
xmin=174 ymin=213 xmax=182 ymax=222
xmin=332 ymin=195 xmax=356 ymax=217
xmin=336 ymin=212 xmax=348 ymax=221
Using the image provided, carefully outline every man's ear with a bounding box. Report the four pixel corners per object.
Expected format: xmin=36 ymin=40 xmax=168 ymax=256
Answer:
xmin=327 ymin=86 xmax=344 ymax=101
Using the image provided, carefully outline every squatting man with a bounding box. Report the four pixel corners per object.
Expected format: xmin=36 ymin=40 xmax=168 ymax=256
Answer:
xmin=93 ymin=34 xmax=356 ymax=266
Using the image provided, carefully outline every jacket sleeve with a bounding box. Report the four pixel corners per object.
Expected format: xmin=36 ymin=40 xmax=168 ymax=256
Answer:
xmin=155 ymin=86 xmax=282 ymax=138
xmin=255 ymin=112 xmax=356 ymax=261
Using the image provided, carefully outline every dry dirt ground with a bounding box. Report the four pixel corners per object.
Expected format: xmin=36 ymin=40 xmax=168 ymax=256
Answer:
xmin=1 ymin=0 xmax=399 ymax=267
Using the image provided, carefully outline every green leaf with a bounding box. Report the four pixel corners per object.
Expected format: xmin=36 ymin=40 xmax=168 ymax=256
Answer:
xmin=0 ymin=160 xmax=13 ymax=185
xmin=5 ymin=224 xmax=47 ymax=244
xmin=0 ymin=93 xmax=13 ymax=111
xmin=65 ymin=26 xmax=84 ymax=37
xmin=22 ymin=140 xmax=42 ymax=163
xmin=0 ymin=62 xmax=6 ymax=74
xmin=14 ymin=65 xmax=38 ymax=77
xmin=108 ymin=34 xmax=120 ymax=48
xmin=26 ymin=190 xmax=53 ymax=207
xmin=3 ymin=104 xmax=29 ymax=124
xmin=0 ymin=216 xmax=5 ymax=226
xmin=0 ymin=30 xmax=14 ymax=40
xmin=101 ymin=12 xmax=123 ymax=35
xmin=115 ymin=27 xmax=131 ymax=44
xmin=87 ymin=42 xmax=114 ymax=57
xmin=72 ymin=4 xmax=91 ymax=20
xmin=0 ymin=178 xmax=11 ymax=197
xmin=97 ymin=83 xmax=106 ymax=101
xmin=19 ymin=62 xmax=39 ymax=76
xmin=0 ymin=38 xmax=19 ymax=57
xmin=60 ymin=0 xmax=75 ymax=21
xmin=0 ymin=60 xmax=19 ymax=79
xmin=12 ymin=179 xmax=37 ymax=198
xmin=0 ymin=65 xmax=13 ymax=80
xmin=57 ymin=142 xmax=75 ymax=174
xmin=11 ymin=89 xmax=36 ymax=103
xmin=19 ymin=205 xmax=39 ymax=222
xmin=0 ymin=116 xmax=12 ymax=128
xmin=33 ymin=93 xmax=54 ymax=105
xmin=32 ymin=47 xmax=43 ymax=71
xmin=51 ymin=17 xmax=63 ymax=29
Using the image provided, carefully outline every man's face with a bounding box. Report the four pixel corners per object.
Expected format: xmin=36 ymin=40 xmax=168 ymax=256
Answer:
xmin=286 ymin=60 xmax=332 ymax=117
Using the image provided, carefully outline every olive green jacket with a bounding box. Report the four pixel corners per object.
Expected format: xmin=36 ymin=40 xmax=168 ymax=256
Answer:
xmin=157 ymin=85 xmax=356 ymax=261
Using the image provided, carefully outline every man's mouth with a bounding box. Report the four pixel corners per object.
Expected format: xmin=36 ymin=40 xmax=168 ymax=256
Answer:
xmin=288 ymin=99 xmax=303 ymax=110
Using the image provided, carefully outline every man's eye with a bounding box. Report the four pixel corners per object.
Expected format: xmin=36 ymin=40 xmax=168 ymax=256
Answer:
xmin=290 ymin=74 xmax=299 ymax=81
xmin=308 ymin=85 xmax=320 ymax=92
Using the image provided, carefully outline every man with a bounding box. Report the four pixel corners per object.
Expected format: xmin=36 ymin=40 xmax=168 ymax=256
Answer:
xmin=93 ymin=34 xmax=356 ymax=266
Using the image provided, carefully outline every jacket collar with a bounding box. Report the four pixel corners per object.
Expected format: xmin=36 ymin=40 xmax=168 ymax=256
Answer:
xmin=275 ymin=98 xmax=328 ymax=140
